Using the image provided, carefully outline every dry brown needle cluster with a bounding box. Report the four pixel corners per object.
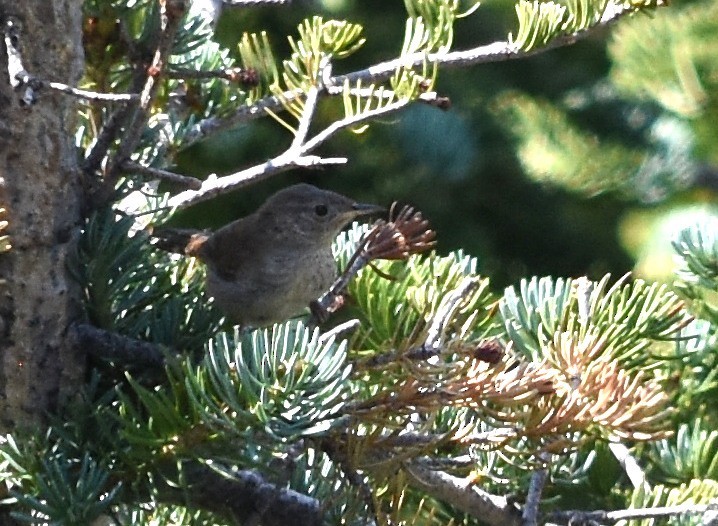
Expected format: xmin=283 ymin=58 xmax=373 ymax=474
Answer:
xmin=349 ymin=329 xmax=672 ymax=462
xmin=359 ymin=203 xmax=437 ymax=261
xmin=311 ymin=203 xmax=436 ymax=321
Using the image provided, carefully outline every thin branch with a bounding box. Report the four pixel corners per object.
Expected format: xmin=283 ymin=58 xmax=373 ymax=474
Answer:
xmin=377 ymin=427 xmax=517 ymax=449
xmin=122 ymin=160 xmax=203 ymax=190
xmin=83 ymin=106 xmax=127 ymax=176
xmin=289 ymin=57 xmax=332 ymax=152
xmin=44 ymin=81 xmax=138 ymax=102
xmin=309 ymin=252 xmax=368 ymax=325
xmin=318 ymin=319 xmax=361 ymax=345
xmin=166 ymin=97 xmax=409 ymax=209
xmin=325 ymin=85 xmax=451 ymax=110
xmin=362 ymin=276 xmax=479 ymax=368
xmin=413 ymin=455 xmax=475 ymax=470
xmin=166 ymin=154 xmax=347 ymax=209
xmin=290 ymin=82 xmax=321 ymax=151
xmin=105 ymin=0 xmax=185 ymax=188
xmin=183 ymin=91 xmax=291 ymax=144
xmin=167 ymin=66 xmax=259 ymax=86
xmin=404 ymin=462 xmax=522 ymax=526
xmin=322 ymin=438 xmax=379 ymax=522
xmin=702 ymin=506 xmax=718 ymax=526
xmin=548 ymin=503 xmax=718 ymax=525
xmin=3 ymin=17 xmax=138 ymax=106
xmin=156 ymin=461 xmax=322 ymax=526
xmin=223 ymin=0 xmax=291 ymax=5
xmin=310 ymin=204 xmax=435 ymax=325
xmin=608 ymin=440 xmax=649 ymax=491
xmin=423 ymin=276 xmax=483 ymax=352
xmin=299 ymin=98 xmax=408 ymax=154
xmin=522 ymin=453 xmax=550 ymax=526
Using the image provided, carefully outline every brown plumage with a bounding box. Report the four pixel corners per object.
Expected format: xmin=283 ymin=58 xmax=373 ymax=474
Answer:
xmin=152 ymin=183 xmax=383 ymax=326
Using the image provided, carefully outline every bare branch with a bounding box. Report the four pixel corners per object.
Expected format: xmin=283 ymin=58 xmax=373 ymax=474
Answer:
xmin=317 ymin=319 xmax=361 ymax=345
xmin=423 ymin=276 xmax=483 ymax=352
xmin=608 ymin=440 xmax=649 ymax=491
xmin=290 ymin=81 xmax=321 ymax=151
xmin=184 ymin=91 xmax=292 ymax=144
xmin=548 ymin=503 xmax=718 ymax=525
xmin=377 ymin=428 xmax=517 ymax=449
xmin=3 ymin=17 xmax=139 ymax=106
xmin=300 ymin=98 xmax=408 ymax=154
xmin=83 ymin=106 xmax=128 ymax=176
xmin=223 ymin=0 xmax=291 ymax=5
xmin=404 ymin=462 xmax=522 ymax=526
xmin=166 ymin=154 xmax=347 ymax=209
xmin=522 ymin=454 xmax=550 ymax=526
xmin=122 ymin=160 xmax=203 ymax=190
xmin=703 ymin=507 xmax=718 ymax=526
xmin=44 ymin=82 xmax=138 ymax=102
xmin=166 ymin=95 xmax=411 ymax=209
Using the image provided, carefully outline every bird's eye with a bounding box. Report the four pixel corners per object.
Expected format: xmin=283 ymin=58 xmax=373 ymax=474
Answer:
xmin=314 ymin=204 xmax=328 ymax=217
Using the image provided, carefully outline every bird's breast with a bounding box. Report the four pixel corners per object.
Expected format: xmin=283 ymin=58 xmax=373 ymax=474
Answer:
xmin=206 ymin=248 xmax=338 ymax=326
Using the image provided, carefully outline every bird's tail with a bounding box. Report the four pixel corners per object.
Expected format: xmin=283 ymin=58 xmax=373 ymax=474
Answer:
xmin=149 ymin=227 xmax=210 ymax=258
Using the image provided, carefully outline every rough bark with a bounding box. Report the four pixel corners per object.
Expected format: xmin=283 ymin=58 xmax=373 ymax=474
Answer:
xmin=0 ymin=1 xmax=85 ymax=431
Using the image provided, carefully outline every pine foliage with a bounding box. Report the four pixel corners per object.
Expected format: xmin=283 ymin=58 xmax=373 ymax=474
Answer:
xmin=3 ymin=0 xmax=714 ymax=524
xmin=6 ymin=216 xmax=715 ymax=523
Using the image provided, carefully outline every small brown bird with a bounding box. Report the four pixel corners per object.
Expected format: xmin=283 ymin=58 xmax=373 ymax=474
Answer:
xmin=153 ymin=183 xmax=383 ymax=326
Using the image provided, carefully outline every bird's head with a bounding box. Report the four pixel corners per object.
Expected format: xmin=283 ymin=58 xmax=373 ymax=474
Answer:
xmin=258 ymin=183 xmax=384 ymax=247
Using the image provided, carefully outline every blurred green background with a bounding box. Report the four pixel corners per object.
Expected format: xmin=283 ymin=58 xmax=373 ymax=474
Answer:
xmin=175 ymin=0 xmax=718 ymax=288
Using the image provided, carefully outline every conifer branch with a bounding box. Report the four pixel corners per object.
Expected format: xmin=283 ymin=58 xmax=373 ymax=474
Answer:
xmin=547 ymin=502 xmax=718 ymax=524
xmin=404 ymin=461 xmax=522 ymax=526
xmin=167 ymin=66 xmax=260 ymax=86
xmin=0 ymin=19 xmax=137 ymax=105
xmin=104 ymin=0 xmax=186 ymax=192
xmin=166 ymin=99 xmax=412 ymax=209
xmin=165 ymin=154 xmax=347 ymax=210
xmin=122 ymin=161 xmax=203 ymax=190
xmin=156 ymin=461 xmax=322 ymax=526
xmin=70 ymin=323 xmax=166 ymax=368
xmin=186 ymin=0 xmax=654 ymax=145
xmin=522 ymin=454 xmax=551 ymax=526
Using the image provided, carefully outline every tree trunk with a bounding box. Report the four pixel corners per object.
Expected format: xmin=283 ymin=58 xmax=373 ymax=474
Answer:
xmin=0 ymin=1 xmax=85 ymax=432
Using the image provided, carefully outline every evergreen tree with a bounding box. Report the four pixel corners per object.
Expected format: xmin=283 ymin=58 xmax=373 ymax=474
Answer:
xmin=2 ymin=0 xmax=717 ymax=525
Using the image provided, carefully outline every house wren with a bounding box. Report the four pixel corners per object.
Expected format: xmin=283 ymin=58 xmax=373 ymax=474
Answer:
xmin=153 ymin=183 xmax=383 ymax=326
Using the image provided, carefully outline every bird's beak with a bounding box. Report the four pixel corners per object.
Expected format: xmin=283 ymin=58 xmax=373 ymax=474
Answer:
xmin=351 ymin=202 xmax=385 ymax=217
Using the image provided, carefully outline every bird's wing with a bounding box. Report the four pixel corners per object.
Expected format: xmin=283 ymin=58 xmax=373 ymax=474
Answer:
xmin=200 ymin=218 xmax=258 ymax=280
